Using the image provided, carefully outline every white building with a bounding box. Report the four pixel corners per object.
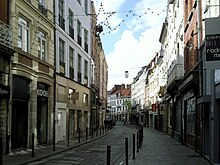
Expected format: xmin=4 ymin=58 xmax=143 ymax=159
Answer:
xmin=108 ymin=84 xmax=131 ymax=121
xmin=54 ymin=0 xmax=93 ymax=142
xmin=131 ymin=67 xmax=147 ymax=125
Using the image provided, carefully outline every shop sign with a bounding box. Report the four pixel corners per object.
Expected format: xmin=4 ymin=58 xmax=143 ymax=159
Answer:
xmin=37 ymin=89 xmax=48 ymax=97
xmin=0 ymin=84 xmax=10 ymax=98
xmin=206 ymin=34 xmax=220 ymax=61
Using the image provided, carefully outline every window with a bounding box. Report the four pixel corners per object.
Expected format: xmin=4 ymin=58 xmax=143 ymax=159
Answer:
xmin=69 ymin=47 xmax=74 ymax=79
xmin=77 ymin=19 xmax=82 ymax=46
xmin=84 ymin=60 xmax=88 ymax=86
xmin=84 ymin=0 xmax=88 ymax=14
xmin=84 ymin=29 xmax=88 ymax=53
xmin=84 ymin=60 xmax=88 ymax=79
xmin=186 ymin=98 xmax=195 ymax=134
xmin=38 ymin=30 xmax=46 ymax=60
xmin=83 ymin=93 xmax=88 ymax=105
xmin=77 ymin=54 xmax=82 ymax=82
xmin=18 ymin=17 xmax=29 ymax=52
xmin=59 ymin=38 xmax=65 ymax=74
xmin=38 ymin=0 xmax=47 ymax=16
xmin=69 ymin=9 xmax=74 ymax=39
xmin=59 ymin=0 xmax=65 ymax=30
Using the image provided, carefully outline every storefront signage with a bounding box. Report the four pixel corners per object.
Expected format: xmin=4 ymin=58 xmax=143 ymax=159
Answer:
xmin=37 ymin=89 xmax=48 ymax=97
xmin=206 ymin=34 xmax=220 ymax=61
xmin=0 ymin=84 xmax=10 ymax=98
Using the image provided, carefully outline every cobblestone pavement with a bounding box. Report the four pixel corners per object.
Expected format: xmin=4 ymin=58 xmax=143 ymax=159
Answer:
xmin=28 ymin=122 xmax=136 ymax=165
xmin=128 ymin=127 xmax=212 ymax=165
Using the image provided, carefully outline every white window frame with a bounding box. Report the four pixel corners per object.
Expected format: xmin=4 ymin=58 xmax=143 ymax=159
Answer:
xmin=18 ymin=17 xmax=29 ymax=52
xmin=38 ymin=30 xmax=46 ymax=60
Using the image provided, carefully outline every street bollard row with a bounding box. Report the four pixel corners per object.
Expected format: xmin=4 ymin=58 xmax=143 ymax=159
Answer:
xmin=27 ymin=126 xmax=111 ymax=159
xmin=106 ymin=126 xmax=144 ymax=165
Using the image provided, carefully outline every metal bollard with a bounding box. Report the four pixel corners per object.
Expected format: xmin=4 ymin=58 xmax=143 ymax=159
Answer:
xmin=107 ymin=145 xmax=111 ymax=165
xmin=92 ymin=127 xmax=94 ymax=138
xmin=132 ymin=134 xmax=135 ymax=159
xmin=0 ymin=137 xmax=3 ymax=165
xmin=125 ymin=138 xmax=128 ymax=165
xmin=78 ymin=128 xmax=81 ymax=143
xmin=86 ymin=127 xmax=88 ymax=140
xmin=32 ymin=133 xmax=34 ymax=157
xmin=96 ymin=127 xmax=98 ymax=137
xmin=136 ymin=132 xmax=139 ymax=152
xmin=100 ymin=127 xmax=101 ymax=136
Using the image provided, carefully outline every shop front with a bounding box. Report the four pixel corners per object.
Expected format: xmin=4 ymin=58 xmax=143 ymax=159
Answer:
xmin=37 ymin=83 xmax=49 ymax=144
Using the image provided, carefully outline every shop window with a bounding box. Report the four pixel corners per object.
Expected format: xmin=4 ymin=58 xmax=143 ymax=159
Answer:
xmin=18 ymin=17 xmax=29 ymax=52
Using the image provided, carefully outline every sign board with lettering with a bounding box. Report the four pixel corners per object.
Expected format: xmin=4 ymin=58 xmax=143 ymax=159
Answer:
xmin=206 ymin=34 xmax=220 ymax=61
xmin=204 ymin=17 xmax=220 ymax=69
xmin=0 ymin=84 xmax=10 ymax=99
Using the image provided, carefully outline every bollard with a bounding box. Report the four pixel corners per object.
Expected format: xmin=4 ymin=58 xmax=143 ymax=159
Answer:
xmin=125 ymin=138 xmax=128 ymax=165
xmin=86 ymin=127 xmax=88 ymax=140
xmin=136 ymin=132 xmax=139 ymax=152
xmin=0 ymin=137 xmax=3 ymax=165
xmin=100 ymin=127 xmax=101 ymax=136
xmin=32 ymin=133 xmax=34 ymax=157
xmin=78 ymin=128 xmax=81 ymax=143
xmin=103 ymin=126 xmax=104 ymax=134
xmin=132 ymin=134 xmax=135 ymax=159
xmin=107 ymin=145 xmax=111 ymax=165
xmin=96 ymin=127 xmax=98 ymax=137
xmin=92 ymin=127 xmax=94 ymax=138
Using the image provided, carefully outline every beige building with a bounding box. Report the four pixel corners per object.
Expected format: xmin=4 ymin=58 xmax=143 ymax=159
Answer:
xmin=91 ymin=2 xmax=108 ymax=128
xmin=9 ymin=0 xmax=55 ymax=151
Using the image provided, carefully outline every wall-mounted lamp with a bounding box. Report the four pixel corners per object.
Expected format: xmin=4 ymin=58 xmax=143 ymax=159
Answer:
xmin=204 ymin=4 xmax=220 ymax=14
xmin=186 ymin=43 xmax=194 ymax=51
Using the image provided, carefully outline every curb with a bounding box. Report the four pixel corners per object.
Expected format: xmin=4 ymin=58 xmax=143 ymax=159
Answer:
xmin=4 ymin=130 xmax=112 ymax=165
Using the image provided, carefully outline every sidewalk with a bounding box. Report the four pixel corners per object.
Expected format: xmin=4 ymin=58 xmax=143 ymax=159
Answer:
xmin=128 ymin=127 xmax=212 ymax=165
xmin=3 ymin=129 xmax=112 ymax=165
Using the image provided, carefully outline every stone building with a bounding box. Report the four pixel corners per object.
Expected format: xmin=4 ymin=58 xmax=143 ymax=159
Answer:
xmin=0 ymin=0 xmax=14 ymax=155
xmin=9 ymin=0 xmax=55 ymax=151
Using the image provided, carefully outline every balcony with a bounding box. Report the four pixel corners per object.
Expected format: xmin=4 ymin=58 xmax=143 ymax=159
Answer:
xmin=59 ymin=14 xmax=65 ymax=30
xmin=38 ymin=2 xmax=47 ymax=17
xmin=167 ymin=64 xmax=184 ymax=86
xmin=0 ymin=21 xmax=13 ymax=49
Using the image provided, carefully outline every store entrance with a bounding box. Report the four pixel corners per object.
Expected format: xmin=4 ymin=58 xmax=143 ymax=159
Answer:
xmin=11 ymin=100 xmax=28 ymax=149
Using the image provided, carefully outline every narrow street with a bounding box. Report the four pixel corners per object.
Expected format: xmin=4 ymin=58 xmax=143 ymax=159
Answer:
xmin=28 ymin=122 xmax=135 ymax=165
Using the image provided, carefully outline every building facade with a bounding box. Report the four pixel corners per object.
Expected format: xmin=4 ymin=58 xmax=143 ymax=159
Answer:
xmin=54 ymin=0 xmax=92 ymax=142
xmin=0 ymin=0 xmax=14 ymax=155
xmin=10 ymin=0 xmax=55 ymax=151
xmin=108 ymin=84 xmax=131 ymax=121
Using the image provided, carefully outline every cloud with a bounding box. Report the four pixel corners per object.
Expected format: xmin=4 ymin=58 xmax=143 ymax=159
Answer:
xmin=93 ymin=1 xmax=166 ymax=90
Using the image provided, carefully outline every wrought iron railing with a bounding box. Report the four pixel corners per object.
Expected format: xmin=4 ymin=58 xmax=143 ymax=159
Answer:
xmin=0 ymin=21 xmax=13 ymax=49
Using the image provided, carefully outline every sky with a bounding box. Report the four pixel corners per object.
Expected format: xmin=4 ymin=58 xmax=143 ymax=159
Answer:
xmin=93 ymin=0 xmax=167 ymax=90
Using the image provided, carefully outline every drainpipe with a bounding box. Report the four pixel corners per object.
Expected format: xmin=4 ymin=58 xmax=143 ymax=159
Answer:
xmin=197 ymin=0 xmax=204 ymax=155
xmin=53 ymin=0 xmax=56 ymax=151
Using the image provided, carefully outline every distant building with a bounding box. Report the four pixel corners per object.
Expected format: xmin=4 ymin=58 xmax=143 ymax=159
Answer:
xmin=108 ymin=84 xmax=131 ymax=121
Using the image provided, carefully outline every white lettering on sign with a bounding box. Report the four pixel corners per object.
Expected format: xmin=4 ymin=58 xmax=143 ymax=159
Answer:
xmin=0 ymin=88 xmax=9 ymax=95
xmin=37 ymin=89 xmax=48 ymax=97
xmin=206 ymin=35 xmax=220 ymax=40
xmin=207 ymin=48 xmax=220 ymax=54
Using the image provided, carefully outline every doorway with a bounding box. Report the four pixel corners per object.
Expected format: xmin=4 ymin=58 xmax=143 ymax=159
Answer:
xmin=11 ymin=100 xmax=28 ymax=149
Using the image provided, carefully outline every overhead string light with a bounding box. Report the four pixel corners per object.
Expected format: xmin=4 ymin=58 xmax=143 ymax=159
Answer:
xmin=60 ymin=2 xmax=166 ymax=35
xmin=94 ymin=3 xmax=166 ymax=35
